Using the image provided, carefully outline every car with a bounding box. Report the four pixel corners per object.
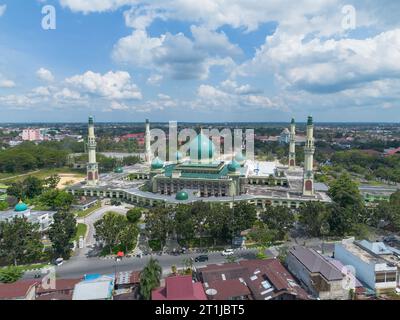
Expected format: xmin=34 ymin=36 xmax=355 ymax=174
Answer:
xmin=194 ymin=255 xmax=209 ymax=262
xmin=221 ymin=249 xmax=234 ymax=256
xmin=54 ymin=258 xmax=64 ymax=266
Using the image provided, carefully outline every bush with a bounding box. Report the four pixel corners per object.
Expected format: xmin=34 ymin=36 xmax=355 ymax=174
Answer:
xmin=126 ymin=208 xmax=142 ymax=224
xmin=0 ymin=266 xmax=24 ymax=283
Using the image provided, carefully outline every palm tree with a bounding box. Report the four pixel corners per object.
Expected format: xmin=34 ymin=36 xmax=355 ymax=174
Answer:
xmin=139 ymin=258 xmax=162 ymax=300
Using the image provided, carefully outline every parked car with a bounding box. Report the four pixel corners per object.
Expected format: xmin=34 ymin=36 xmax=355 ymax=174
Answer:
xmin=221 ymin=249 xmax=234 ymax=256
xmin=54 ymin=258 xmax=64 ymax=266
xmin=194 ymin=255 xmax=209 ymax=262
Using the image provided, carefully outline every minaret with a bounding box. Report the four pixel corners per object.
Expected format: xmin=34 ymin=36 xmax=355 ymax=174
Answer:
xmin=303 ymin=116 xmax=315 ymax=196
xmin=145 ymin=119 xmax=151 ymax=165
xmin=87 ymin=116 xmax=99 ymax=186
xmin=289 ymin=118 xmax=296 ymax=169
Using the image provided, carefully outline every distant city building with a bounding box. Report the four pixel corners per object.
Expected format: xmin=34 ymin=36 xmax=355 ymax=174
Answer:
xmin=22 ymin=128 xmax=43 ymax=141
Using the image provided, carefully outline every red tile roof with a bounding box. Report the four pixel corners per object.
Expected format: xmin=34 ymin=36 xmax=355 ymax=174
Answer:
xmin=37 ymin=278 xmax=81 ymax=294
xmin=152 ymin=275 xmax=207 ymax=300
xmin=0 ymin=280 xmax=38 ymax=299
xmin=198 ymin=259 xmax=309 ymax=300
xmin=204 ymin=279 xmax=251 ymax=300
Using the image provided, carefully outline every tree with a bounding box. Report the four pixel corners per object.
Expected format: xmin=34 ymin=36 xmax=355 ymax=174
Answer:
xmin=119 ymin=224 xmax=139 ymax=253
xmin=140 ymin=258 xmax=162 ymax=300
xmin=94 ymin=212 xmax=128 ymax=254
xmin=53 ymin=191 xmax=74 ymax=211
xmin=328 ymin=173 xmax=363 ymax=209
xmin=298 ymin=202 xmax=331 ymax=237
xmin=145 ymin=208 xmax=173 ymax=250
xmin=174 ymin=205 xmax=196 ymax=241
xmin=260 ymin=206 xmax=294 ymax=240
xmin=24 ymin=176 xmax=44 ymax=199
xmin=390 ymin=191 xmax=400 ymax=207
xmin=45 ymin=175 xmax=61 ymax=189
xmin=248 ymin=221 xmax=279 ymax=247
xmin=230 ymin=202 xmax=257 ymax=237
xmin=0 ymin=217 xmax=43 ymax=266
xmin=126 ymin=208 xmax=143 ymax=224
xmin=40 ymin=190 xmax=74 ymax=211
xmin=0 ymin=266 xmax=24 ymax=283
xmin=48 ymin=211 xmax=77 ymax=259
xmin=7 ymin=181 xmax=26 ymax=199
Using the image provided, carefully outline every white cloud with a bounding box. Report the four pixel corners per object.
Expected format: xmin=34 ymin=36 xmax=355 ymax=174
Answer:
xmin=60 ymin=0 xmax=135 ymax=14
xmin=0 ymin=4 xmax=6 ymax=17
xmin=65 ymin=70 xmax=142 ymax=100
xmin=195 ymin=82 xmax=282 ymax=112
xmin=36 ymin=68 xmax=55 ymax=82
xmin=190 ymin=25 xmax=242 ymax=57
xmin=0 ymin=79 xmax=16 ymax=88
xmin=242 ymin=28 xmax=400 ymax=94
xmin=147 ymin=74 xmax=163 ymax=86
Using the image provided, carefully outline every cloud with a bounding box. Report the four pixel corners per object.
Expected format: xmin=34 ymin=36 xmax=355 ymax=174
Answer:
xmin=242 ymin=28 xmax=400 ymax=94
xmin=0 ymin=4 xmax=6 ymax=17
xmin=194 ymin=81 xmax=282 ymax=112
xmin=65 ymin=70 xmax=142 ymax=100
xmin=36 ymin=68 xmax=55 ymax=82
xmin=0 ymin=79 xmax=16 ymax=88
xmin=190 ymin=25 xmax=242 ymax=57
xmin=59 ymin=0 xmax=135 ymax=14
xmin=147 ymin=74 xmax=163 ymax=86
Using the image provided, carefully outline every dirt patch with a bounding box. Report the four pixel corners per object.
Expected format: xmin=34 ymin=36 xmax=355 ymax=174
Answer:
xmin=56 ymin=173 xmax=85 ymax=189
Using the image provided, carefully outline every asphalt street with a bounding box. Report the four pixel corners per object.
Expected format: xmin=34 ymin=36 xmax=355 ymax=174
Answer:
xmin=23 ymin=204 xmax=336 ymax=280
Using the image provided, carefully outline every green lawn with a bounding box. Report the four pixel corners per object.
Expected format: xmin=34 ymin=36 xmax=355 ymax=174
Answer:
xmin=75 ymin=202 xmax=102 ymax=218
xmin=74 ymin=223 xmax=87 ymax=242
xmin=0 ymin=167 xmax=85 ymax=183
xmin=0 ymin=263 xmax=49 ymax=272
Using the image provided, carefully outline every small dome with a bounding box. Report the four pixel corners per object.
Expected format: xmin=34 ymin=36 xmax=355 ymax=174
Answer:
xmin=175 ymin=191 xmax=189 ymax=201
xmin=114 ymin=167 xmax=124 ymax=173
xmin=228 ymin=160 xmax=241 ymax=172
xmin=151 ymin=157 xmax=164 ymax=170
xmin=235 ymin=152 xmax=246 ymax=164
xmin=189 ymin=133 xmax=215 ymax=161
xmin=15 ymin=201 xmax=28 ymax=212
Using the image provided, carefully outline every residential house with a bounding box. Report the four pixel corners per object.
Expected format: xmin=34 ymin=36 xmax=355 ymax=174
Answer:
xmin=334 ymin=239 xmax=399 ymax=294
xmin=197 ymin=258 xmax=309 ymax=300
xmin=36 ymin=278 xmax=81 ymax=301
xmin=72 ymin=274 xmax=114 ymax=300
xmin=0 ymin=280 xmax=38 ymax=300
xmin=152 ymin=275 xmax=207 ymax=300
xmin=286 ymin=246 xmax=349 ymax=300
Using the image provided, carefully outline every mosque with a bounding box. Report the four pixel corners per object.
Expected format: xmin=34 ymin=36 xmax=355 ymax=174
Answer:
xmin=66 ymin=117 xmax=331 ymax=210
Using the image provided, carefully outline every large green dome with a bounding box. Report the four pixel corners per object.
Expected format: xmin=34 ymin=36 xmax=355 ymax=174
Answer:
xmin=15 ymin=201 xmax=28 ymax=212
xmin=228 ymin=159 xmax=241 ymax=172
xmin=175 ymin=191 xmax=189 ymax=201
xmin=189 ymin=133 xmax=215 ymax=161
xmin=151 ymin=157 xmax=164 ymax=170
xmin=235 ymin=152 xmax=246 ymax=164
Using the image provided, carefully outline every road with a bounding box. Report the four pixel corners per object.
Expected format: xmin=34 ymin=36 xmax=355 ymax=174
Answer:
xmin=23 ymin=204 xmax=337 ymax=280
xmin=25 ymin=249 xmax=258 ymax=279
xmin=79 ymin=205 xmax=129 ymax=248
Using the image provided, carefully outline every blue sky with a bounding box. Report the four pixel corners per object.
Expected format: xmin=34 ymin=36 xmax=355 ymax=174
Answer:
xmin=0 ymin=0 xmax=399 ymax=122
